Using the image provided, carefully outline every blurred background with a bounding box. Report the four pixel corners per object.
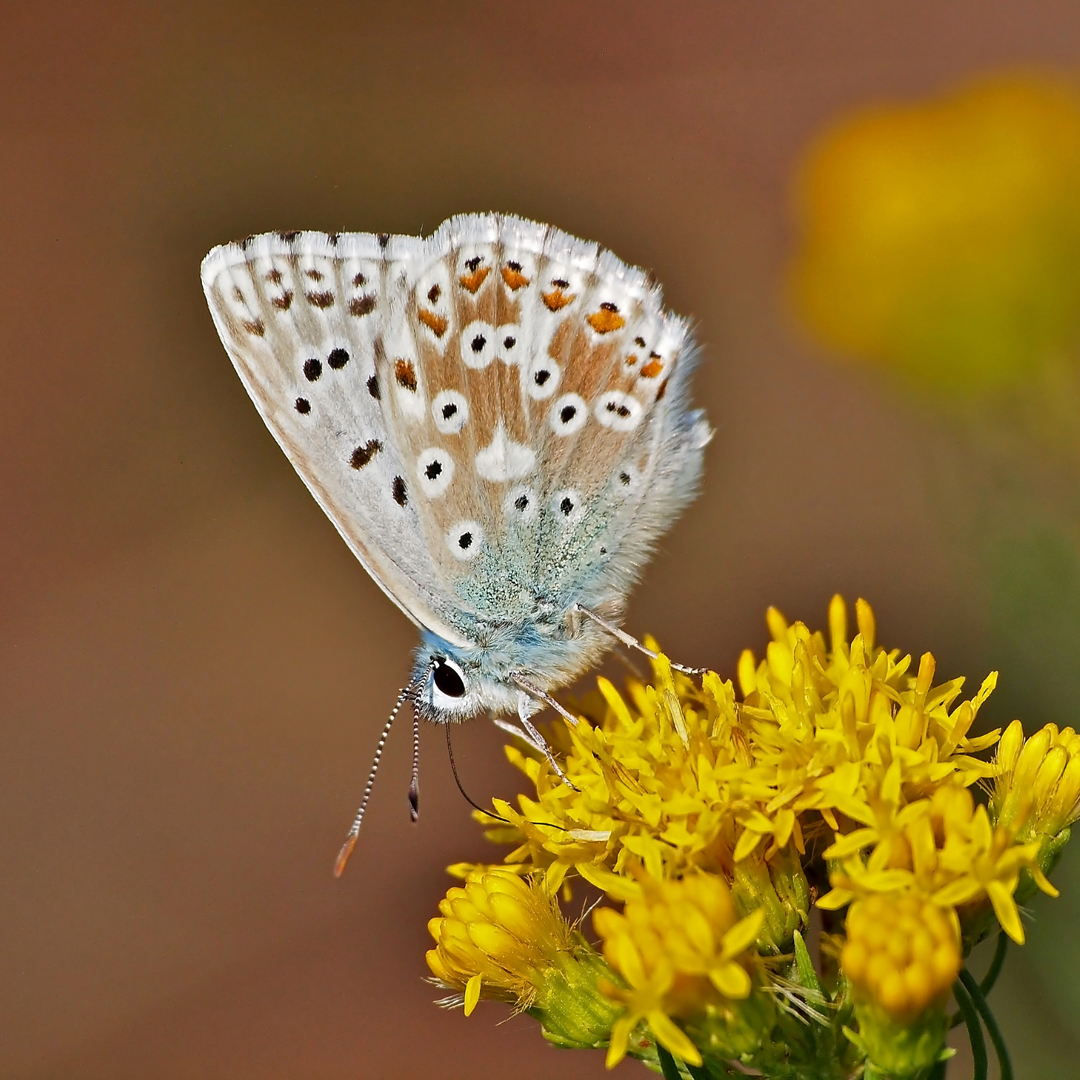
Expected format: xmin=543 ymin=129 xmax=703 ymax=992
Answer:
xmin=4 ymin=3 xmax=1080 ymax=1077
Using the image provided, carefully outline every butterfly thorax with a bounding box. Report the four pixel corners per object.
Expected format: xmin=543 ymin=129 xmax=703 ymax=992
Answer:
xmin=412 ymin=599 xmax=619 ymax=721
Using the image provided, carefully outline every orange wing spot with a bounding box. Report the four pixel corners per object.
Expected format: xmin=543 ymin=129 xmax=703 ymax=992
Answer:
xmin=640 ymin=358 xmax=663 ymax=378
xmin=459 ymin=266 xmax=490 ymax=293
xmin=586 ymin=308 xmax=626 ymax=334
xmin=501 ymin=265 xmax=530 ymax=290
xmin=394 ymin=358 xmax=418 ymax=391
xmin=542 ymin=287 xmax=576 ymax=311
xmin=625 ymin=354 xmax=638 ymax=366
xmin=418 ymin=308 xmax=448 ymax=337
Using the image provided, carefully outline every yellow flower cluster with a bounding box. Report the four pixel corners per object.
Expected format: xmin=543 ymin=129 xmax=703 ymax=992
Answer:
xmin=841 ymin=894 xmax=960 ymax=1019
xmin=478 ymin=597 xmax=1048 ymax=948
xmin=427 ymin=598 xmax=1074 ymax=1076
xmin=593 ymin=874 xmax=767 ymax=1068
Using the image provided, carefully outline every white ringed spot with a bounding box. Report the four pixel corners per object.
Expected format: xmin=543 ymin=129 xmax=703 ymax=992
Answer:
xmin=526 ymin=355 xmax=560 ymax=400
xmin=416 ymin=447 xmax=455 ymax=498
xmin=447 ymin=520 xmax=484 ymax=560
xmin=432 ymin=390 xmax=469 ymax=435
xmin=550 ymin=393 xmax=588 ymax=436
xmin=551 ymin=488 xmax=586 ymax=526
xmin=496 ymin=323 xmax=522 ymax=365
xmin=503 ymin=484 xmax=538 ymax=523
xmin=595 ymin=390 xmax=643 ymax=432
xmin=460 ymin=320 xmax=495 ymax=369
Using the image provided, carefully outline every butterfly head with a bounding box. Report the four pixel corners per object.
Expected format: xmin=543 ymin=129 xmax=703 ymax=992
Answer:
xmin=411 ymin=638 xmax=522 ymax=722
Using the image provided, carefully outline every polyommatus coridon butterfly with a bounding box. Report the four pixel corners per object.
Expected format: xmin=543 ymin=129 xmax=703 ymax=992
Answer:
xmin=201 ymin=214 xmax=711 ymax=871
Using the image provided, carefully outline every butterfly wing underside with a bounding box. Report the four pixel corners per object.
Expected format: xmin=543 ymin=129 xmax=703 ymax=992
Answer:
xmin=201 ymin=214 xmax=709 ymax=653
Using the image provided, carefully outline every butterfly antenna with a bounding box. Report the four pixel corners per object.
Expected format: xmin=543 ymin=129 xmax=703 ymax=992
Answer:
xmin=334 ymin=674 xmax=422 ymax=878
xmin=409 ymin=705 xmax=421 ymax=822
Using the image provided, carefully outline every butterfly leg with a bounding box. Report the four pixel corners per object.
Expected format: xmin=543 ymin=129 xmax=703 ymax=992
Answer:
xmin=509 ymin=678 xmax=580 ymax=791
xmin=572 ymin=603 xmax=706 ymax=676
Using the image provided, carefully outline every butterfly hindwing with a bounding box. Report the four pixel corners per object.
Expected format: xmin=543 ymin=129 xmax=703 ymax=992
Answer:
xmin=202 ymin=214 xmax=710 ymax=657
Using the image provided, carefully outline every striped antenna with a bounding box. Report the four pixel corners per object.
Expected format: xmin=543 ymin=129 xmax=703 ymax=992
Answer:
xmin=333 ymin=664 xmax=431 ymax=878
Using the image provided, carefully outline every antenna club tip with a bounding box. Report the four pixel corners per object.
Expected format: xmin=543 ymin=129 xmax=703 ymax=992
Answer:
xmin=333 ymin=835 xmax=358 ymax=878
xmin=408 ymin=785 xmax=420 ymax=822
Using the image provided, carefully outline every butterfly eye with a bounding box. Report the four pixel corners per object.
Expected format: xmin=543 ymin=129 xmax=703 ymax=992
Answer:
xmin=432 ymin=658 xmax=466 ymax=698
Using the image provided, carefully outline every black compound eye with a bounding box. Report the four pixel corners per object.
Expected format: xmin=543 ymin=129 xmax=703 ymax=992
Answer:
xmin=432 ymin=659 xmax=466 ymax=698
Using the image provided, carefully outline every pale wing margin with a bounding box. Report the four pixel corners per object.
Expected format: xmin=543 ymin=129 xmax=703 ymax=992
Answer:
xmin=200 ymin=232 xmax=476 ymax=649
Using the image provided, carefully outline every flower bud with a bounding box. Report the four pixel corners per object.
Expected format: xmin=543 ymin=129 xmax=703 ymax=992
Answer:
xmin=426 ymin=868 xmax=621 ymax=1049
xmin=842 ymin=893 xmax=959 ymax=1077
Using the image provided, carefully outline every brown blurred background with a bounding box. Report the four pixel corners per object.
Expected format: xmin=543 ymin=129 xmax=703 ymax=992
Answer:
xmin=4 ymin=3 xmax=1080 ymax=1077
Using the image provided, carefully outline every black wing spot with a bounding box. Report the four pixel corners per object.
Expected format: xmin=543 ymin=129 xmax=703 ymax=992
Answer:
xmin=503 ymin=335 xmax=516 ymax=349
xmin=353 ymin=272 xmax=367 ymax=287
xmin=327 ymin=347 xmax=350 ymax=370
xmin=634 ymin=336 xmax=646 ymax=348
xmin=465 ymin=256 xmax=483 ymax=272
xmin=552 ymin=278 xmax=569 ymax=288
xmin=427 ymin=284 xmax=441 ymax=303
xmin=350 ymin=440 xmax=382 ymax=469
xmin=278 ymin=230 xmax=300 ymax=242
xmin=367 ymin=374 xmax=380 ymax=399
xmin=600 ymin=301 xmax=619 ymax=312
xmin=471 ymin=334 xmax=486 ymax=353
xmin=606 ymin=402 xmax=631 ymax=418
xmin=508 ymin=260 xmax=522 ymax=272
xmin=515 ymin=494 xmax=529 ymax=511
xmin=425 ymin=460 xmax=443 ymax=481
xmin=303 ymin=358 xmax=322 ymax=381
xmin=392 ymin=476 xmax=408 ymax=505
xmin=295 ymin=397 xmax=311 ymax=414
xmin=305 ymin=268 xmax=324 ymax=282
xmin=377 ymin=233 xmax=390 ymax=248
xmin=560 ymin=404 xmax=577 ymax=424
xmin=560 ymin=496 xmax=574 ymax=516
xmin=534 ymin=369 xmax=551 ymax=386
xmin=350 ymin=294 xmax=376 ymax=316
xmin=442 ymin=402 xmax=458 ymax=419
xmin=457 ymin=531 xmax=473 ymax=550
xmin=619 ymin=471 xmax=631 ymax=485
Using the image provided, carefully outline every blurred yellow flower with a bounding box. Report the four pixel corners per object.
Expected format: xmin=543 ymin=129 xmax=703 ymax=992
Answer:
xmin=790 ymin=72 xmax=1080 ymax=393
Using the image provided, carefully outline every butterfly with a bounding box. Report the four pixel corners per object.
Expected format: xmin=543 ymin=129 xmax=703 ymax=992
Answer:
xmin=201 ymin=213 xmax=711 ymax=871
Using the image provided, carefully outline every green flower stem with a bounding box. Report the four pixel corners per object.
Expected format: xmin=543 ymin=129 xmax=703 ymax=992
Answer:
xmin=950 ymin=930 xmax=1009 ymax=1029
xmin=926 ymin=1057 xmax=948 ymax=1080
xmin=959 ymin=967 xmax=1013 ymax=1080
xmin=952 ymin=978 xmax=988 ymax=1080
xmin=980 ymin=931 xmax=1009 ymax=997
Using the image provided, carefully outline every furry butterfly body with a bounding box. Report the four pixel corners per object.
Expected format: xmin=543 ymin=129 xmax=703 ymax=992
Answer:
xmin=201 ymin=213 xmax=710 ymax=728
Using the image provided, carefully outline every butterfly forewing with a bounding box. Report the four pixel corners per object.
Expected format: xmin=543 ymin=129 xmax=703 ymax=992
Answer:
xmin=201 ymin=231 xmax=476 ymax=648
